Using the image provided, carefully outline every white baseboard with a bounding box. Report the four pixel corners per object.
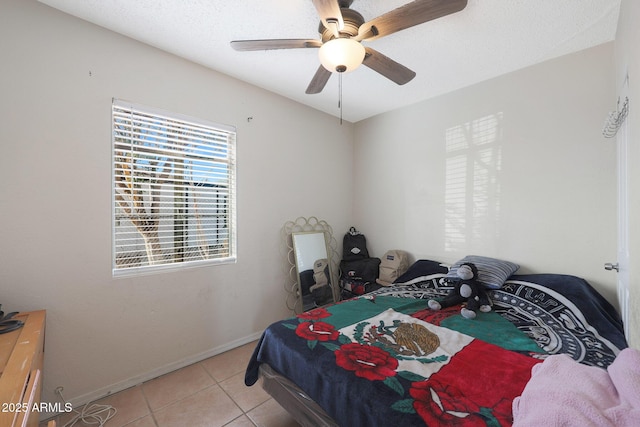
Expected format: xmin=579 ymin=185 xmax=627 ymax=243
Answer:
xmin=43 ymin=331 xmax=263 ymax=420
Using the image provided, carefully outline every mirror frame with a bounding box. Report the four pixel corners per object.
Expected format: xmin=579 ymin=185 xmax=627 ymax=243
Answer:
xmin=282 ymin=217 xmax=339 ymax=313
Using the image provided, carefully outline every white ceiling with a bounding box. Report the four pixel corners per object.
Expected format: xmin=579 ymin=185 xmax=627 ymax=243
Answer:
xmin=38 ymin=0 xmax=621 ymax=123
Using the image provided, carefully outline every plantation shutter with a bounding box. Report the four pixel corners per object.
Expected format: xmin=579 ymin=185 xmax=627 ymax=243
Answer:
xmin=112 ymin=99 xmax=236 ymax=275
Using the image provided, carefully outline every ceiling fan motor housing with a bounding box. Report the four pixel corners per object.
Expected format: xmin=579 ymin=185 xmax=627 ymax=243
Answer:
xmin=319 ymin=8 xmax=364 ymax=42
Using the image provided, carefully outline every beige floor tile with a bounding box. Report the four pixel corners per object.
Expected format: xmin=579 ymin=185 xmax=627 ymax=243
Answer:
xmin=224 ymin=415 xmax=258 ymax=427
xmin=200 ymin=341 xmax=257 ymax=382
xmin=153 ymin=385 xmax=242 ymax=427
xmin=246 ymin=399 xmax=300 ymax=427
xmin=219 ymin=372 xmax=270 ymax=412
xmin=142 ymin=363 xmax=216 ymax=411
xmin=90 ymin=385 xmax=150 ymax=427
xmin=122 ymin=415 xmax=157 ymax=427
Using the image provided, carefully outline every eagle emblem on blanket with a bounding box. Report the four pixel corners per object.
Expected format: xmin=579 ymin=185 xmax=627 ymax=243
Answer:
xmin=358 ymin=319 xmax=440 ymax=357
xmin=394 ymin=322 xmax=440 ymax=356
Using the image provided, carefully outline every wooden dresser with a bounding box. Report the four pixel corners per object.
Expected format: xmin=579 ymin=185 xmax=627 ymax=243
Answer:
xmin=0 ymin=310 xmax=47 ymax=427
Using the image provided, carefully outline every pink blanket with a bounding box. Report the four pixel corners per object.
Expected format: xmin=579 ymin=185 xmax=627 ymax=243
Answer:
xmin=512 ymin=348 xmax=640 ymax=426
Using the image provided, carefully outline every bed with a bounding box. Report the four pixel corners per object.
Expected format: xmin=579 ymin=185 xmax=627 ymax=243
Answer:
xmin=245 ymin=259 xmax=629 ymax=426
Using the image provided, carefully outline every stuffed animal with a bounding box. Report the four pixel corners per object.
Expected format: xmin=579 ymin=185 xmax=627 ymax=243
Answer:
xmin=428 ymin=262 xmax=492 ymax=319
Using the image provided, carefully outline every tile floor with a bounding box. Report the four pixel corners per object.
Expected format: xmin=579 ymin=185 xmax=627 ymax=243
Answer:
xmin=41 ymin=341 xmax=300 ymax=427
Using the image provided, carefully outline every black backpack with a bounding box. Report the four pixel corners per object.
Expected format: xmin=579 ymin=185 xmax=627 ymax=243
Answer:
xmin=342 ymin=227 xmax=369 ymax=260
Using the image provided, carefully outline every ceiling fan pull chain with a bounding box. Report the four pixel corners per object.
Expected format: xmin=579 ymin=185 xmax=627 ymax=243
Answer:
xmin=339 ymin=72 xmax=343 ymax=125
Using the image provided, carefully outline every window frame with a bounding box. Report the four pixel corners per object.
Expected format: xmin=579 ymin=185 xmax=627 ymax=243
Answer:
xmin=111 ymin=99 xmax=237 ymax=277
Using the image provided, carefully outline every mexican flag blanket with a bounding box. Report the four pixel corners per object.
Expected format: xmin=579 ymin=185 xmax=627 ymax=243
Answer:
xmin=246 ymin=296 xmax=544 ymax=426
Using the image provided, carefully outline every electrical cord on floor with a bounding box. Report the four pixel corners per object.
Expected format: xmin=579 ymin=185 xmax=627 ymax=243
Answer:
xmin=56 ymin=388 xmax=117 ymax=427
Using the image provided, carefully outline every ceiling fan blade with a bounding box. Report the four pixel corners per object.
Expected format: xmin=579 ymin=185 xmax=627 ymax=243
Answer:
xmin=362 ymin=47 xmax=416 ymax=85
xmin=306 ymin=66 xmax=332 ymax=94
xmin=231 ymin=39 xmax=322 ymax=51
xmin=355 ymin=0 xmax=467 ymax=41
xmin=312 ymin=0 xmax=344 ymax=38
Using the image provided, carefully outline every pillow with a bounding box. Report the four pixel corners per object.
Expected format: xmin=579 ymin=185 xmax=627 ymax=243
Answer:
xmin=446 ymin=255 xmax=519 ymax=289
xmin=393 ymin=259 xmax=449 ymax=284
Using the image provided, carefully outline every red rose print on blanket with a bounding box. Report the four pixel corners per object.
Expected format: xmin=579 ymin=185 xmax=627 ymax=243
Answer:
xmin=335 ymin=343 xmax=399 ymax=381
xmin=297 ymin=307 xmax=331 ymax=321
xmin=412 ymin=305 xmax=461 ymax=326
xmin=295 ymin=321 xmax=339 ymax=342
xmin=410 ymin=379 xmax=486 ymax=426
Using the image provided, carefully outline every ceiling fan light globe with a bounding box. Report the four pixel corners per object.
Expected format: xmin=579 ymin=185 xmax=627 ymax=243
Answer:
xmin=318 ymin=38 xmax=365 ymax=73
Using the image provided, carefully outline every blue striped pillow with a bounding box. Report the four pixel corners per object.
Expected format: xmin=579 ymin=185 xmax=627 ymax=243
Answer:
xmin=446 ymin=255 xmax=519 ymax=289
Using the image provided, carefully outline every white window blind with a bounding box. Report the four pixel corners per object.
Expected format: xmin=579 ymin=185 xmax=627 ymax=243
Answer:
xmin=112 ymin=99 xmax=236 ymax=275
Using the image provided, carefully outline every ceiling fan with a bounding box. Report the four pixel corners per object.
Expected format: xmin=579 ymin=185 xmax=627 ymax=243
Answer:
xmin=230 ymin=0 xmax=468 ymax=94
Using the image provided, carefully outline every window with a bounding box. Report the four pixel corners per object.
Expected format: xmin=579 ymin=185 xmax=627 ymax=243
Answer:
xmin=112 ymin=99 xmax=236 ymax=275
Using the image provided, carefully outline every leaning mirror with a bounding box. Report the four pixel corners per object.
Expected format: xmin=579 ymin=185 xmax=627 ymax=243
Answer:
xmin=293 ymin=232 xmax=333 ymax=311
xmin=282 ymin=217 xmax=339 ymax=313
